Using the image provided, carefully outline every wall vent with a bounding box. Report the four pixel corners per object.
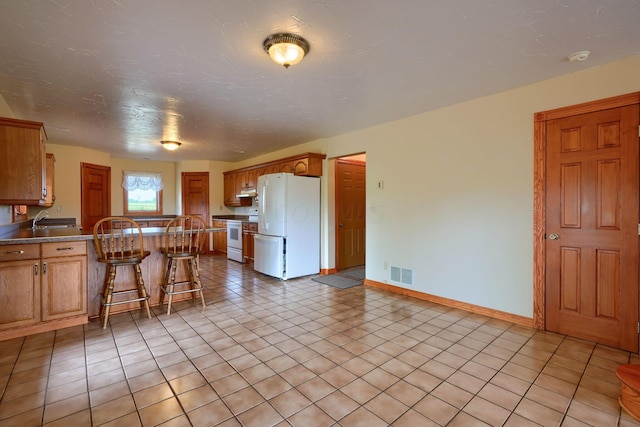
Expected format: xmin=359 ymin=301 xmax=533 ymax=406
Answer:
xmin=390 ymin=266 xmax=413 ymax=286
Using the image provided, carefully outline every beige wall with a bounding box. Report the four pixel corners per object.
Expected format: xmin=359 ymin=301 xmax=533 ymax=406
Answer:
xmin=40 ymin=145 xmax=110 ymax=223
xmin=174 ymin=160 xmax=235 ymax=220
xmin=315 ymin=55 xmax=640 ymax=318
xmin=110 ymin=157 xmax=177 ymax=216
xmin=231 ymin=55 xmax=640 ymax=319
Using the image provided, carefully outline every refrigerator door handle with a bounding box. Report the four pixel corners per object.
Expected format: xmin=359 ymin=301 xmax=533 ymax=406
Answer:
xmin=258 ymin=182 xmax=268 ymax=230
xmin=262 ymin=185 xmax=267 ymax=230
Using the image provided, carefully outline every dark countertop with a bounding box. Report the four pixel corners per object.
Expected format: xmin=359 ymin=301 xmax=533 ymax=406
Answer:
xmin=0 ymin=226 xmax=226 ymax=245
xmin=211 ymin=216 xmax=257 ymax=224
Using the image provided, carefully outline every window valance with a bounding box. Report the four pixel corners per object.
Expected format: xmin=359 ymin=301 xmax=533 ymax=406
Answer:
xmin=122 ymin=171 xmax=164 ymax=192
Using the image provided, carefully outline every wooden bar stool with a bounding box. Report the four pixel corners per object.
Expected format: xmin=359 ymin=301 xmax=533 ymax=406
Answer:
xmin=160 ymin=215 xmax=207 ymax=314
xmin=617 ymin=364 xmax=640 ymax=421
xmin=93 ymin=217 xmax=152 ymax=329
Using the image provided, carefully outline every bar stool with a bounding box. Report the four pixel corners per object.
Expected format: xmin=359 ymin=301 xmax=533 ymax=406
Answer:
xmin=160 ymin=215 xmax=207 ymax=314
xmin=617 ymin=364 xmax=640 ymax=421
xmin=93 ymin=217 xmax=152 ymax=328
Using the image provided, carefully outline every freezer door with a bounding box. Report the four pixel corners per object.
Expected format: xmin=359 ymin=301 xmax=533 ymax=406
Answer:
xmin=253 ymin=234 xmax=285 ymax=279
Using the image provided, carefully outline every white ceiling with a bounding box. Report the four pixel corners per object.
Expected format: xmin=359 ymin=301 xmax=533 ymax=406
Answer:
xmin=1 ymin=1 xmax=639 ymax=162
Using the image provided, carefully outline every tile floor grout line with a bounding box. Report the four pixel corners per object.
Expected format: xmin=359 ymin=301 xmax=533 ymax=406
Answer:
xmin=2 ymin=255 xmax=639 ymax=426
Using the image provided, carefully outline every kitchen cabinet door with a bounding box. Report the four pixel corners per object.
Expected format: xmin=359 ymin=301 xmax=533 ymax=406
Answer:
xmin=0 ymin=259 xmax=40 ymax=329
xmin=223 ymin=173 xmax=239 ymax=206
xmin=213 ymin=220 xmax=227 ymax=253
xmin=242 ymin=222 xmax=257 ymax=263
xmin=41 ymin=241 xmax=87 ymax=321
xmin=41 ymin=255 xmax=87 ymax=321
xmin=42 ymin=153 xmax=55 ymax=207
xmin=0 ymin=117 xmax=47 ymax=205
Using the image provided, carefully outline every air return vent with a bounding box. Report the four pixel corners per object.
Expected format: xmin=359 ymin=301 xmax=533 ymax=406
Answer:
xmin=390 ymin=266 xmax=413 ymax=286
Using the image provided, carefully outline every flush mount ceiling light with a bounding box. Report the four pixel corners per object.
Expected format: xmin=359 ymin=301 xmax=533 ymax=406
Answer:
xmin=263 ymin=33 xmax=310 ymax=68
xmin=568 ymin=50 xmax=590 ymax=62
xmin=161 ymin=140 xmax=181 ymax=151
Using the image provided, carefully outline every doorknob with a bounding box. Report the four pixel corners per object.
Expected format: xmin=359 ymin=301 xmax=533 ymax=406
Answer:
xmin=339 ymin=223 xmax=344 ymax=227
xmin=548 ymin=233 xmax=559 ymax=240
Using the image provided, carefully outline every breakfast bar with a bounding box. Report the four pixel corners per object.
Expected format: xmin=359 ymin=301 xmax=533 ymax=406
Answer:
xmin=0 ymin=225 xmax=225 ymax=340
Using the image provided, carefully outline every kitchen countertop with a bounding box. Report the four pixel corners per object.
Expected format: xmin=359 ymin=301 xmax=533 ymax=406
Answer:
xmin=0 ymin=226 xmax=227 ymax=245
xmin=211 ymin=216 xmax=257 ymax=223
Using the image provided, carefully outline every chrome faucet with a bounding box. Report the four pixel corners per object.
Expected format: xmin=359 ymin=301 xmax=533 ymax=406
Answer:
xmin=32 ymin=210 xmax=49 ymax=229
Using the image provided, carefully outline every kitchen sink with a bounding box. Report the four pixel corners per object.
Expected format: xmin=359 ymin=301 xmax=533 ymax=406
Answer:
xmin=34 ymin=224 xmax=79 ymax=229
xmin=32 ymin=217 xmax=78 ymax=230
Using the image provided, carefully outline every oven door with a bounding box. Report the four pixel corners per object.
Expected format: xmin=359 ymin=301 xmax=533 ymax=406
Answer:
xmin=226 ymin=220 xmax=243 ymax=262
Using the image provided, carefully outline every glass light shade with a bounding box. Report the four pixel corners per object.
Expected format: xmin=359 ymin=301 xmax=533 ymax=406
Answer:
xmin=263 ymin=33 xmax=310 ymax=68
xmin=161 ymin=140 xmax=181 ymax=151
xmin=268 ymin=43 xmax=305 ymax=67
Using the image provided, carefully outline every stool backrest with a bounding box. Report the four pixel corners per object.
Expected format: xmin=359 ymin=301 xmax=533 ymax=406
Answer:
xmin=93 ymin=217 xmax=146 ymax=261
xmin=164 ymin=215 xmax=207 ymax=256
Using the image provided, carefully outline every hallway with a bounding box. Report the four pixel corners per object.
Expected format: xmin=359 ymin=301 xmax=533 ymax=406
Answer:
xmin=0 ymin=255 xmax=638 ymax=426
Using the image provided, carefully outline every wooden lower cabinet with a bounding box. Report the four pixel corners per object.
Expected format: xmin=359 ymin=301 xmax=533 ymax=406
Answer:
xmin=147 ymin=220 xmax=168 ymax=227
xmin=213 ymin=220 xmax=227 ymax=253
xmin=242 ymin=222 xmax=257 ymax=263
xmin=0 ymin=259 xmax=40 ymax=330
xmin=0 ymin=241 xmax=88 ymax=339
xmin=41 ymin=241 xmax=87 ymax=321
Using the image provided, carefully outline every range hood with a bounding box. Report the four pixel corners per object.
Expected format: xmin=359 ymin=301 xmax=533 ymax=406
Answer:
xmin=237 ymin=188 xmax=257 ymax=198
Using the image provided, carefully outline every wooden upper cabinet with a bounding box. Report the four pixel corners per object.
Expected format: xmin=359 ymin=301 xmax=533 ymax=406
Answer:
xmin=238 ymin=169 xmax=257 ymax=191
xmin=279 ymin=161 xmax=295 ymax=173
xmin=223 ymin=173 xmax=237 ymax=206
xmin=0 ymin=117 xmax=48 ymax=205
xmin=223 ymin=153 xmax=326 ymax=207
xmin=42 ymin=153 xmax=55 ymax=207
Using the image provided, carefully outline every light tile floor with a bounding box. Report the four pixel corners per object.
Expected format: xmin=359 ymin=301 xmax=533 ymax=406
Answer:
xmin=1 ymin=255 xmax=640 ymax=426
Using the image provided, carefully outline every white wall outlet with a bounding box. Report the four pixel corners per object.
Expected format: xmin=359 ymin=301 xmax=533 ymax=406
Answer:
xmin=56 ymin=205 xmax=62 ymax=212
xmin=377 ymin=180 xmax=384 ymax=190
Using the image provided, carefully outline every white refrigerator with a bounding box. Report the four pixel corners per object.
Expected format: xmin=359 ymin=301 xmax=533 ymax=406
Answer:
xmin=254 ymin=173 xmax=320 ymax=280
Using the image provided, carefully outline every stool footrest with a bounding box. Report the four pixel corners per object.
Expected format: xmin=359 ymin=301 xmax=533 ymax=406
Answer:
xmin=103 ymin=295 xmax=150 ymax=307
xmin=160 ymin=285 xmax=204 ymax=296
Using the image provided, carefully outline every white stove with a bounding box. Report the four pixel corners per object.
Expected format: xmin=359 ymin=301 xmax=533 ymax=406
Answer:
xmin=226 ymin=220 xmax=243 ymax=263
xmin=248 ymin=208 xmax=259 ymax=222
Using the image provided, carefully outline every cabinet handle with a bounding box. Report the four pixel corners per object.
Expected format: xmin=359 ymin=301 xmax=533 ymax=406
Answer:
xmin=42 ymin=262 xmax=47 ymax=274
xmin=5 ymin=250 xmax=25 ymax=255
xmin=34 ymin=263 xmax=38 ymax=276
xmin=56 ymin=247 xmax=74 ymax=251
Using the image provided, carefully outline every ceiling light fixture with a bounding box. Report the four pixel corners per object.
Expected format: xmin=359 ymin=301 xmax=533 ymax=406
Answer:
xmin=568 ymin=50 xmax=590 ymax=62
xmin=161 ymin=140 xmax=181 ymax=151
xmin=263 ymin=33 xmax=310 ymax=68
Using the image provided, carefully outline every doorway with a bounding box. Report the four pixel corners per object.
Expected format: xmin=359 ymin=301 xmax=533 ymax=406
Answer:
xmin=80 ymin=162 xmax=111 ymax=231
xmin=335 ymin=154 xmax=366 ymax=271
xmin=181 ymin=172 xmax=210 ymax=224
xmin=534 ymin=92 xmax=640 ymax=351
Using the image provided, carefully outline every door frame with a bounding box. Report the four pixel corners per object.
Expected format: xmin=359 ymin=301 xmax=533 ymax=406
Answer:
xmin=80 ymin=162 xmax=111 ymax=231
xmin=181 ymin=171 xmax=210 ymax=224
xmin=532 ymin=91 xmax=640 ymax=330
xmin=334 ymin=154 xmax=366 ymax=271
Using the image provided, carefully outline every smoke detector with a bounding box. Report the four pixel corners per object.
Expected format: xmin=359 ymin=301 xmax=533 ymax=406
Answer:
xmin=568 ymin=51 xmax=590 ymax=62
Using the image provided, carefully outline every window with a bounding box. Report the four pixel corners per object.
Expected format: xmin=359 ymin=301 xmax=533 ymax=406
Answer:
xmin=122 ymin=171 xmax=163 ymax=215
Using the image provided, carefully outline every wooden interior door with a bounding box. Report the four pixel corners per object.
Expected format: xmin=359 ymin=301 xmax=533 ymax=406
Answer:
xmin=81 ymin=163 xmax=110 ymax=231
xmin=181 ymin=172 xmax=209 ymax=224
xmin=336 ymin=159 xmax=366 ymax=270
xmin=545 ymin=104 xmax=639 ymax=351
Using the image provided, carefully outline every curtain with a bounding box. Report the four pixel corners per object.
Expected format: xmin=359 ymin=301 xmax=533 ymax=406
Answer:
xmin=122 ymin=171 xmax=163 ymax=191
